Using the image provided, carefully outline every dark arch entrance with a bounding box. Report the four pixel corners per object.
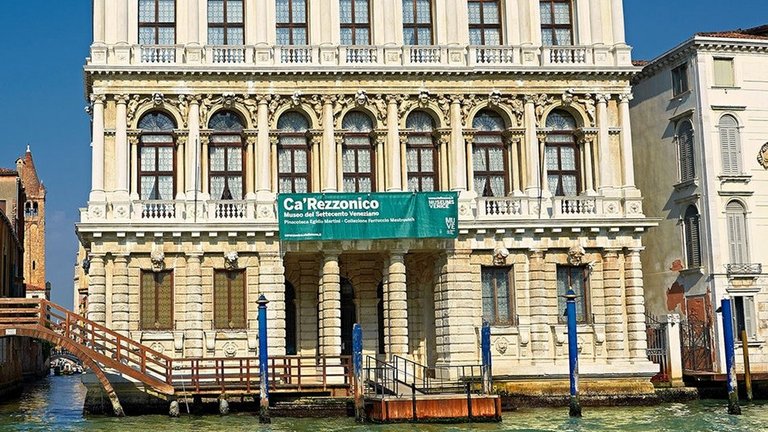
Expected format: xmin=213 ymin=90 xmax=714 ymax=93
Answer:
xmin=377 ymin=282 xmax=385 ymax=355
xmin=340 ymin=278 xmax=357 ymax=355
xmin=285 ymin=282 xmax=297 ymax=355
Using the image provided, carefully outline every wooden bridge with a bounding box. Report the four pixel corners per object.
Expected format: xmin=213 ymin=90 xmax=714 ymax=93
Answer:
xmin=0 ymin=298 xmax=352 ymax=416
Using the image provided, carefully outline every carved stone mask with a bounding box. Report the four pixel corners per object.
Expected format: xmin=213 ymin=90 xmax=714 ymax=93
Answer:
xmin=567 ymin=245 xmax=586 ymax=266
xmin=224 ymin=251 xmax=239 ymax=270
xmin=493 ymin=246 xmax=510 ymax=266
xmin=151 ymin=250 xmax=165 ymax=272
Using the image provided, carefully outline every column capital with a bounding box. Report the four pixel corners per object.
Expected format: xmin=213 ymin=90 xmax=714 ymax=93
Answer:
xmin=618 ymin=93 xmax=634 ymax=103
xmin=90 ymin=94 xmax=107 ymax=104
xmin=114 ymin=94 xmax=130 ymax=104
xmin=322 ymin=250 xmax=341 ymax=260
xmin=596 ymin=93 xmax=611 ymax=104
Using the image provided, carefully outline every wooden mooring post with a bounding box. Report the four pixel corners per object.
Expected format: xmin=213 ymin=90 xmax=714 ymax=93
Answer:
xmin=353 ymin=323 xmax=364 ymax=422
xmin=257 ymin=295 xmax=271 ymax=423
xmin=565 ymin=288 xmax=582 ymax=418
xmin=721 ymin=297 xmax=741 ymax=415
xmin=741 ymin=330 xmax=753 ymax=402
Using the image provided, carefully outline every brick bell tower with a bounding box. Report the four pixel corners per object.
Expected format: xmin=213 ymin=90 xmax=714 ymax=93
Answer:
xmin=16 ymin=145 xmax=48 ymax=300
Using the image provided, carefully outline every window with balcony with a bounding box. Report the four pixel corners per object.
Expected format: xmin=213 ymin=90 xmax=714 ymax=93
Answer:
xmin=683 ymin=205 xmax=702 ymax=269
xmin=214 ymin=269 xmax=246 ymax=329
xmin=556 ymin=265 xmax=589 ymax=324
xmin=342 ymin=112 xmax=376 ymax=193
xmin=540 ymin=0 xmax=573 ymax=46
xmin=209 ymin=111 xmax=245 ymax=200
xmin=403 ymin=0 xmax=434 ymax=45
xmin=139 ymin=0 xmax=176 ymax=45
xmin=545 ymin=110 xmax=580 ymax=196
xmin=677 ymin=120 xmax=695 ymax=182
xmin=472 ymin=110 xmax=508 ymax=197
xmin=469 ymin=0 xmax=501 ymax=45
xmin=277 ymin=112 xmax=311 ymax=193
xmin=208 ymin=0 xmax=244 ymax=45
xmin=482 ymin=266 xmax=515 ymax=325
xmin=138 ymin=112 xmax=176 ymax=200
xmin=140 ymin=270 xmax=173 ymax=330
xmin=276 ymin=0 xmax=308 ymax=45
xmin=406 ymin=111 xmax=439 ymax=192
xmin=719 ymin=115 xmax=742 ymax=176
xmin=340 ymin=0 xmax=371 ymax=45
xmin=726 ymin=201 xmax=749 ymax=265
xmin=672 ymin=63 xmax=689 ymax=97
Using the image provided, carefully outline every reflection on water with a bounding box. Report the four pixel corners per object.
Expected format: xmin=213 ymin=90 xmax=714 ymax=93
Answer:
xmin=1 ymin=376 xmax=768 ymax=432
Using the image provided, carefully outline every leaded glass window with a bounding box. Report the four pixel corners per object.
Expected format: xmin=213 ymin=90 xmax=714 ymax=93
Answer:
xmin=340 ymin=0 xmax=371 ymax=45
xmin=557 ymin=266 xmax=589 ymax=324
xmin=214 ymin=270 xmax=246 ymax=329
xmin=469 ymin=0 xmax=501 ymax=45
xmin=403 ymin=0 xmax=433 ymax=45
xmin=277 ymin=112 xmax=311 ymax=193
xmin=209 ymin=111 xmax=245 ymax=200
xmin=208 ymin=0 xmax=244 ymax=45
xmin=140 ymin=270 xmax=174 ymax=330
xmin=540 ymin=0 xmax=573 ymax=46
xmin=139 ymin=0 xmax=176 ymax=45
xmin=545 ymin=110 xmax=580 ymax=196
xmin=406 ymin=111 xmax=438 ymax=192
xmin=138 ymin=112 xmax=176 ymax=200
xmin=342 ymin=112 xmax=375 ymax=193
xmin=276 ymin=0 xmax=308 ymax=45
xmin=472 ymin=110 xmax=508 ymax=197
xmin=482 ymin=267 xmax=514 ymax=325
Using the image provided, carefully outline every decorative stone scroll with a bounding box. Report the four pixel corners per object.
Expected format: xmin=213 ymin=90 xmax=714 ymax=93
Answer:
xmin=758 ymin=142 xmax=768 ymax=169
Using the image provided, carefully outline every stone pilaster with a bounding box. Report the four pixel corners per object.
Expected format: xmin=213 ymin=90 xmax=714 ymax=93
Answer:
xmin=90 ymin=95 xmax=106 ymax=202
xmin=528 ymin=249 xmax=549 ymax=358
xmin=185 ymin=252 xmax=204 ymax=358
xmin=596 ymin=94 xmax=614 ymax=194
xmin=87 ymin=254 xmax=106 ymax=326
xmin=625 ymin=248 xmax=648 ymax=360
xmin=524 ymin=96 xmax=539 ymax=196
xmin=319 ymin=251 xmax=341 ymax=356
xmin=114 ymin=95 xmax=129 ymax=197
xmin=259 ymin=252 xmax=286 ymax=356
xmin=603 ymin=249 xmax=625 ymax=360
xmin=386 ymin=251 xmax=408 ymax=357
xmin=111 ymin=254 xmax=129 ymax=334
xmin=435 ymin=250 xmax=477 ymax=366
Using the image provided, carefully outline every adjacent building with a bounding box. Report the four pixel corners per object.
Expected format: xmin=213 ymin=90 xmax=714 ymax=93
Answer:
xmin=631 ymin=25 xmax=768 ymax=374
xmin=16 ymin=147 xmax=49 ymax=301
xmin=79 ymin=0 xmax=656 ymax=397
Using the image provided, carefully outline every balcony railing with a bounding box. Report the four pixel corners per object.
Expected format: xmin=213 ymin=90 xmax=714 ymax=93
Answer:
xmin=406 ymin=46 xmax=444 ymax=64
xmin=208 ymin=45 xmax=248 ymax=64
xmin=135 ymin=200 xmax=177 ymax=220
xmin=469 ymin=46 xmax=517 ymax=65
xmin=543 ymin=46 xmax=591 ymax=65
xmin=341 ymin=46 xmax=379 ymax=64
xmin=139 ymin=45 xmax=180 ymax=64
xmin=726 ymin=263 xmax=763 ymax=275
xmin=278 ymin=46 xmax=315 ymax=64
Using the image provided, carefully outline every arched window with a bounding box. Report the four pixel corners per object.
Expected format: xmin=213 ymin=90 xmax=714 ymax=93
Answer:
xmin=340 ymin=0 xmax=371 ymax=45
xmin=208 ymin=0 xmax=244 ymax=45
xmin=402 ymin=0 xmax=433 ymax=45
xmin=719 ymin=115 xmax=742 ymax=176
xmin=545 ymin=110 xmax=580 ymax=196
xmin=406 ymin=111 xmax=438 ymax=192
xmin=726 ymin=201 xmax=749 ymax=264
xmin=139 ymin=0 xmax=176 ymax=45
xmin=472 ymin=110 xmax=508 ymax=197
xmin=277 ymin=112 xmax=311 ymax=193
xmin=276 ymin=0 xmax=308 ymax=45
xmin=342 ymin=112 xmax=375 ymax=192
xmin=468 ymin=0 xmax=502 ymax=45
xmin=678 ymin=120 xmax=696 ymax=182
xmin=208 ymin=111 xmax=245 ymax=200
xmin=138 ymin=112 xmax=176 ymax=200
xmin=540 ymin=0 xmax=573 ymax=46
xmin=683 ymin=205 xmax=702 ymax=268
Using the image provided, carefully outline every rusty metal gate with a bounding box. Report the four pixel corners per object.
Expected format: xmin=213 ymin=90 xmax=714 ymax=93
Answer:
xmin=680 ymin=315 xmax=714 ymax=372
xmin=645 ymin=314 xmax=669 ymax=382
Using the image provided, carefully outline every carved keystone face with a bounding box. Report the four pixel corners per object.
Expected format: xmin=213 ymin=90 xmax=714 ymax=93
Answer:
xmin=567 ymin=245 xmax=585 ymax=266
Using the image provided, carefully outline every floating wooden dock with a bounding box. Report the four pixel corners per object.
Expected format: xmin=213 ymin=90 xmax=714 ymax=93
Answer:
xmin=365 ymin=394 xmax=502 ymax=423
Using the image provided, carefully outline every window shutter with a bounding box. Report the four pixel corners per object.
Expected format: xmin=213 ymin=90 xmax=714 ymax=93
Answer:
xmin=719 ymin=116 xmax=741 ymax=175
xmin=744 ymin=296 xmax=756 ymax=340
xmin=691 ymin=215 xmax=701 ymax=267
xmin=726 ymin=202 xmax=749 ymax=264
xmin=714 ymin=58 xmax=735 ymax=87
xmin=678 ymin=123 xmax=696 ymax=181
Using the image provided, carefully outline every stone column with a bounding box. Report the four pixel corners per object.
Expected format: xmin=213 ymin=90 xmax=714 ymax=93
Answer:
xmin=93 ymin=0 xmax=105 ymax=43
xmin=129 ymin=134 xmax=139 ymax=200
xmin=611 ymin=0 xmax=626 ymax=45
xmin=322 ymin=98 xmax=337 ymax=192
xmin=527 ymin=249 xmax=549 ymax=359
xmin=387 ymin=97 xmax=402 ymax=191
xmin=435 ymin=250 xmax=478 ymax=367
xmin=589 ymin=0 xmax=604 ymax=45
xmin=450 ymin=98 xmax=467 ymax=191
xmin=186 ymin=97 xmax=201 ymax=197
xmin=618 ymin=93 xmax=636 ymax=190
xmin=200 ymin=134 xmax=210 ymax=196
xmin=464 ymin=132 xmax=475 ymax=194
xmin=524 ymin=96 xmax=539 ymax=196
xmin=310 ymin=132 xmax=322 ymax=192
xmin=245 ymin=133 xmax=257 ymax=199
xmin=270 ymin=136 xmax=279 ymax=193
xmin=625 ymin=248 xmax=647 ymax=361
xmin=582 ymin=135 xmax=596 ymax=194
xmin=90 ymin=95 xmax=106 ymax=202
xmin=386 ymin=251 xmax=408 ymax=357
xmin=176 ymin=136 xmax=186 ymax=200
xmin=116 ymin=0 xmax=128 ymax=44
xmin=259 ymin=252 xmax=286 ymax=356
xmin=187 ymin=0 xmax=200 ymax=44
xmin=375 ymin=133 xmax=386 ymax=190
xmin=115 ymin=95 xmax=129 ymax=197
xmin=596 ymin=94 xmax=613 ymax=194
xmin=87 ymin=254 xmax=106 ymax=326
xmin=505 ymin=134 xmax=522 ymax=195
xmin=111 ymin=254 xmax=130 ymax=334
xmin=185 ymin=252 xmax=204 ymax=358
xmin=603 ymin=249 xmax=625 ymax=361
xmin=256 ymin=98 xmax=271 ymax=196
xmin=437 ymin=131 xmax=451 ymax=191
xmin=537 ymin=130 xmax=551 ymax=197
xmin=319 ymin=251 xmax=341 ymax=357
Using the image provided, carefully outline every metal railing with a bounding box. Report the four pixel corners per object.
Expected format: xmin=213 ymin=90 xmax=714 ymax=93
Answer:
xmin=364 ymin=355 xmax=486 ymax=397
xmin=726 ymin=263 xmax=763 ymax=275
xmin=645 ymin=314 xmax=669 ymax=383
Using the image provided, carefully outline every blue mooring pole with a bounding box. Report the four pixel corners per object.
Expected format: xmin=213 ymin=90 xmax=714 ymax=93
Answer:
xmin=721 ymin=297 xmax=741 ymax=415
xmin=481 ymin=322 xmax=492 ymax=395
xmin=353 ymin=323 xmax=364 ymax=422
xmin=257 ymin=294 xmax=271 ymax=423
xmin=566 ymin=288 xmax=582 ymax=417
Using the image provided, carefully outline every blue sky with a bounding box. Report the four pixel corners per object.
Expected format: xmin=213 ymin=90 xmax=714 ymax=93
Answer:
xmin=0 ymin=1 xmax=766 ymax=308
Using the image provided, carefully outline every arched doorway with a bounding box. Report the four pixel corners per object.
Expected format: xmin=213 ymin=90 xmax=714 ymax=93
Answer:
xmin=285 ymin=282 xmax=297 ymax=355
xmin=340 ymin=278 xmax=357 ymax=355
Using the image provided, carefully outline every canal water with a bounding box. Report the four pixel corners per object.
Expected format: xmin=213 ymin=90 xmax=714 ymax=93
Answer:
xmin=0 ymin=375 xmax=767 ymax=432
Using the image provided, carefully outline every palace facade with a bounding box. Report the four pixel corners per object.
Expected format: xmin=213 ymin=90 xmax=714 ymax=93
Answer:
xmin=79 ymin=0 xmax=656 ymax=394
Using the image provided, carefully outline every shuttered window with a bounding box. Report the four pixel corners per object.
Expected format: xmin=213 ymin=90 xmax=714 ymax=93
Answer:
xmin=140 ymin=270 xmax=174 ymax=330
xmin=557 ymin=266 xmax=589 ymax=324
xmin=734 ymin=296 xmax=757 ymax=341
xmin=683 ymin=205 xmax=702 ymax=269
xmin=678 ymin=121 xmax=696 ymax=182
xmin=214 ymin=270 xmax=247 ymax=329
xmin=719 ymin=115 xmax=742 ymax=175
xmin=714 ymin=58 xmax=735 ymax=87
xmin=482 ymin=267 xmax=514 ymax=325
xmin=726 ymin=201 xmax=749 ymax=265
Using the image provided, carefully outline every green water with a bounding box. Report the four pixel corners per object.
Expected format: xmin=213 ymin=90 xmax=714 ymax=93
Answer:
xmin=1 ymin=375 xmax=767 ymax=431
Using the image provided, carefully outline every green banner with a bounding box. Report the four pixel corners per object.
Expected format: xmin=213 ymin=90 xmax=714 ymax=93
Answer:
xmin=278 ymin=192 xmax=459 ymax=241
